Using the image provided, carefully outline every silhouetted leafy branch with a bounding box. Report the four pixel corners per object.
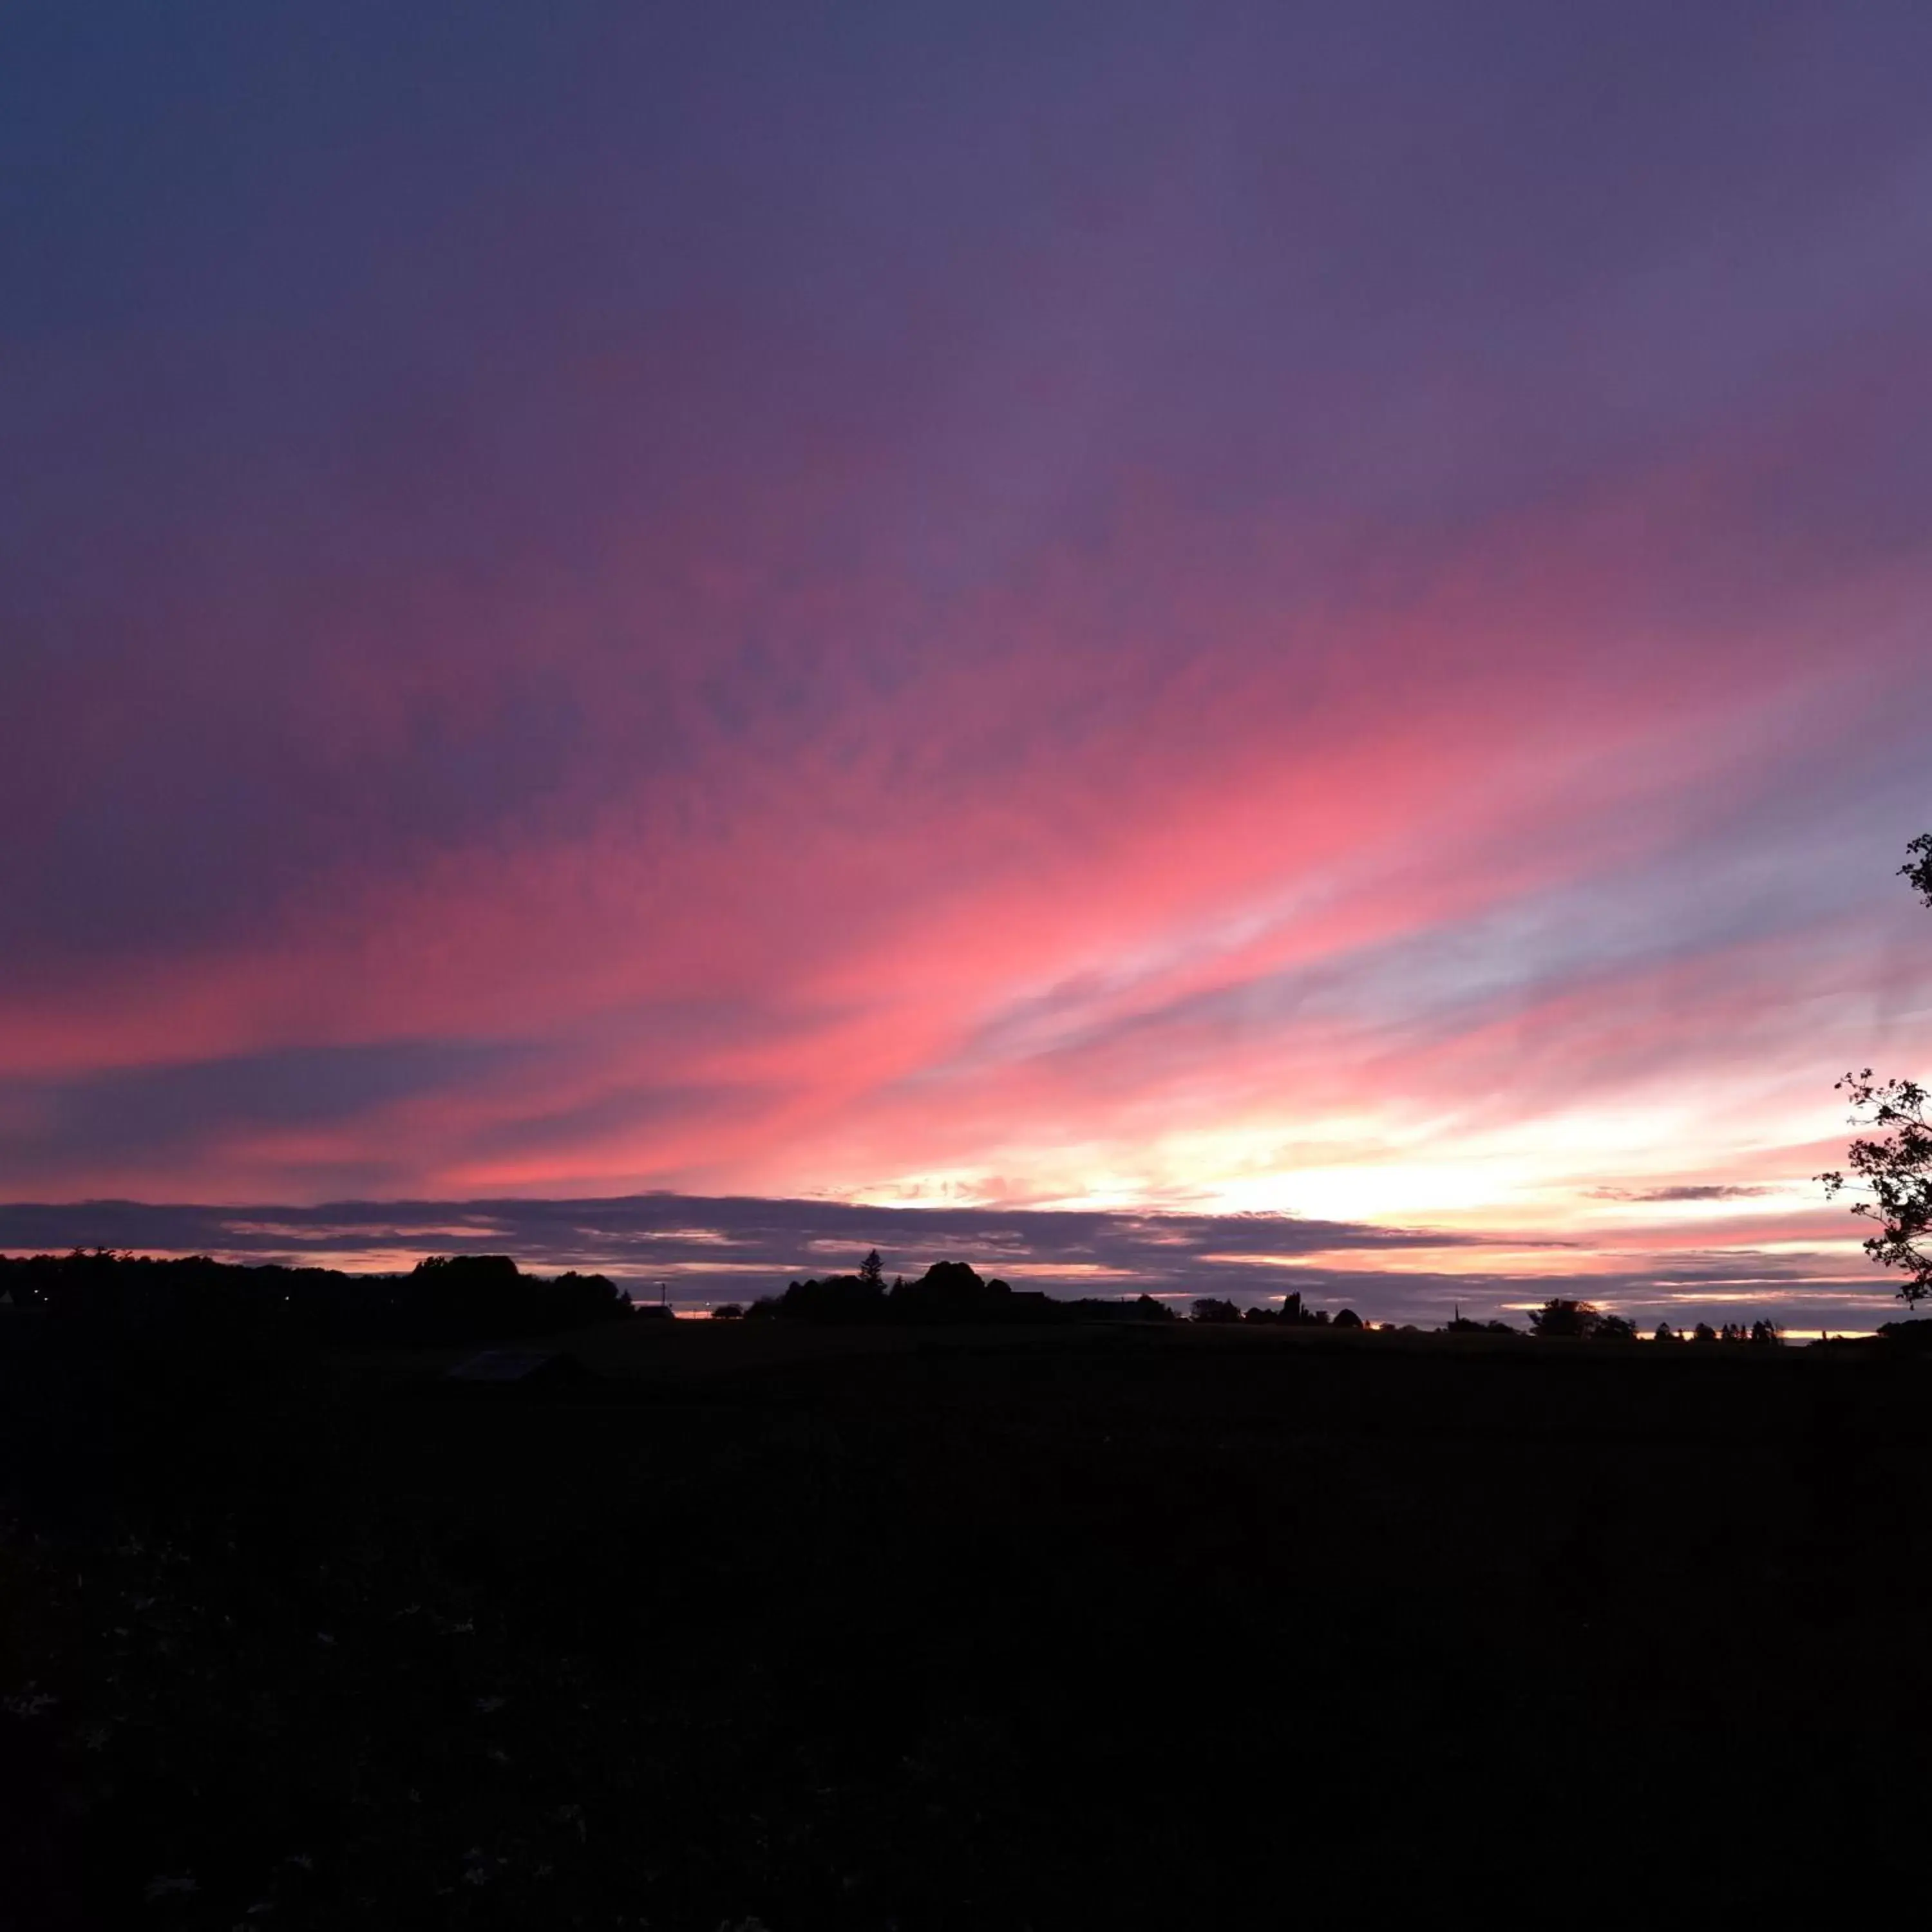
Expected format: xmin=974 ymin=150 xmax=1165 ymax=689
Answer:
xmin=1902 ymin=831 xmax=1932 ymax=909
xmin=1820 ymin=832 xmax=1932 ymax=1305
xmin=1823 ymin=1072 xmax=1931 ymax=1305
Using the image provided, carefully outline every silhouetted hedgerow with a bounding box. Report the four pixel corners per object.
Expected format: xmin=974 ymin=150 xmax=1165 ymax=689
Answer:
xmin=732 ymin=1264 xmax=1798 ymax=1339
xmin=744 ymin=1262 xmax=1196 ymax=1327
xmin=0 ymin=1248 xmax=632 ymax=1347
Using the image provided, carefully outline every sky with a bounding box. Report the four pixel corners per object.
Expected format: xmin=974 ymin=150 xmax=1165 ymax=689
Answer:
xmin=3 ymin=2 xmax=1929 ymax=1323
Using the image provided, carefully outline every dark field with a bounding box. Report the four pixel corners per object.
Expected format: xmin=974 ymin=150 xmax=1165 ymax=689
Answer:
xmin=6 ymin=1317 xmax=1932 ymax=1926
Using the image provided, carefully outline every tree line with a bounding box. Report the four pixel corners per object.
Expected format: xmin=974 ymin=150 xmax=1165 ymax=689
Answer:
xmin=711 ymin=1256 xmax=1379 ymax=1329
xmin=710 ymin=1253 xmax=1180 ymax=1327
xmin=710 ymin=1259 xmax=1805 ymax=1341
xmin=0 ymin=1248 xmax=634 ymax=1346
xmin=1 ymin=1245 xmax=1897 ymax=1349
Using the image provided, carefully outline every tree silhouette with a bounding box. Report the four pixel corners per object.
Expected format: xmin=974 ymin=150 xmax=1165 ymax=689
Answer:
xmin=1190 ymin=1296 xmax=1242 ymax=1323
xmin=1527 ymin=1298 xmax=1597 ymax=1338
xmin=1902 ymin=831 xmax=1931 ymax=908
xmin=1524 ymin=1299 xmax=1636 ymax=1340
xmin=774 ymin=1270 xmax=887 ymax=1322
xmin=891 ymin=1260 xmax=1005 ymax=1320
xmin=1821 ymin=833 xmax=1932 ymax=1305
xmin=858 ymin=1249 xmax=886 ymax=1289
xmin=1823 ymin=1072 xmax=1931 ymax=1304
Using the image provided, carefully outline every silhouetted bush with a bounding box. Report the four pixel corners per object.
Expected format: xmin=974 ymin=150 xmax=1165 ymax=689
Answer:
xmin=891 ymin=1260 xmax=1023 ymax=1323
xmin=1526 ymin=1303 xmax=1647 ymax=1341
xmin=1042 ymin=1293 xmax=1177 ymax=1323
xmin=1535 ymin=1300 xmax=1645 ymax=1339
xmin=754 ymin=1258 xmax=1072 ymax=1326
xmin=773 ymin=1273 xmax=887 ymax=1324
xmin=1274 ymin=1290 xmax=1337 ymax=1326
xmin=1332 ymin=1308 xmax=1363 ymax=1330
xmin=1875 ymin=1318 xmax=1932 ymax=1353
xmin=1528 ymin=1299 xmax=1596 ymax=1338
xmin=1191 ymin=1297 xmax=1242 ymax=1323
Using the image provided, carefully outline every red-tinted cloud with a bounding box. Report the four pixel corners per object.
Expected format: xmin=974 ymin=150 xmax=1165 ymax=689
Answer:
xmin=3 ymin=5 xmax=1928 ymax=1315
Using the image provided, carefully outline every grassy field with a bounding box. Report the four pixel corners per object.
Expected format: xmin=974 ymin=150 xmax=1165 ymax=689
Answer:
xmin=6 ymin=1316 xmax=1931 ymax=1926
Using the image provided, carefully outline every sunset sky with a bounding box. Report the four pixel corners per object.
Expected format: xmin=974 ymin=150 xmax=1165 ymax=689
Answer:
xmin=3 ymin=3 xmax=1928 ymax=1321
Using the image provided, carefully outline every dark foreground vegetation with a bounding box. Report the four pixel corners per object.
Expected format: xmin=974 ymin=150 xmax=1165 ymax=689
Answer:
xmin=0 ymin=1247 xmax=635 ymax=1347
xmin=5 ymin=1260 xmax=1932 ymax=1929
